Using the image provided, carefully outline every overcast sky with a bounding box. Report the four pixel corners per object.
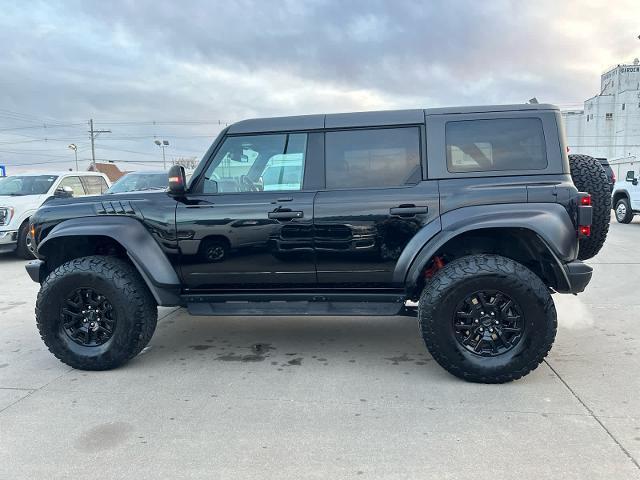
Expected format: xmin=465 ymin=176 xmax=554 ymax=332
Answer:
xmin=1 ymin=0 xmax=639 ymax=173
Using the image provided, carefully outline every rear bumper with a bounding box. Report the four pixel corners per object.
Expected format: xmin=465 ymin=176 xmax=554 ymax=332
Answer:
xmin=558 ymin=260 xmax=593 ymax=294
xmin=25 ymin=259 xmax=43 ymax=283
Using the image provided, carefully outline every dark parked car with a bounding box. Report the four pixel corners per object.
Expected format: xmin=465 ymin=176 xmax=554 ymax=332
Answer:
xmin=26 ymin=104 xmax=609 ymax=383
xmin=596 ymin=158 xmax=615 ymax=189
xmin=106 ymin=171 xmax=168 ymax=194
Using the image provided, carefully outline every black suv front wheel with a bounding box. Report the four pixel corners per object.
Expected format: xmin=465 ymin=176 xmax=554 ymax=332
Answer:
xmin=419 ymin=254 xmax=556 ymax=383
xmin=36 ymin=256 xmax=158 ymax=370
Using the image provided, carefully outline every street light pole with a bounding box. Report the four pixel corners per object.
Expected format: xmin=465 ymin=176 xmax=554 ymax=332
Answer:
xmin=154 ymin=139 xmax=170 ymax=170
xmin=68 ymin=144 xmax=78 ymax=171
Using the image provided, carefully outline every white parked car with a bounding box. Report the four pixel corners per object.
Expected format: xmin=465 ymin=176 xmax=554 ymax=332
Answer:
xmin=612 ymin=166 xmax=640 ymax=223
xmin=0 ymin=171 xmax=110 ymax=258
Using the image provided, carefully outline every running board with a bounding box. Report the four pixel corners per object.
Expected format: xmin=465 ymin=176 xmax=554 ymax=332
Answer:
xmin=184 ymin=292 xmax=408 ymax=317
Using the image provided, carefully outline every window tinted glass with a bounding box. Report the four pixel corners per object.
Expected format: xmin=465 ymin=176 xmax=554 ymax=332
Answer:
xmin=446 ymin=118 xmax=547 ymax=173
xmin=200 ymin=133 xmax=306 ymax=193
xmin=325 ymin=127 xmax=421 ymax=189
xmin=83 ymin=176 xmax=109 ymax=194
xmin=58 ymin=176 xmax=86 ymax=196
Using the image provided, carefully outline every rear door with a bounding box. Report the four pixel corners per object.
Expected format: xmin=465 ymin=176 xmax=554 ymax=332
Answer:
xmin=314 ymin=125 xmax=440 ymax=287
xmin=177 ymin=131 xmax=318 ymax=290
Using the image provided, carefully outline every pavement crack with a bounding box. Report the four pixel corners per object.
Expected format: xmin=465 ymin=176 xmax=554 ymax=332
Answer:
xmin=545 ymin=359 xmax=640 ymax=470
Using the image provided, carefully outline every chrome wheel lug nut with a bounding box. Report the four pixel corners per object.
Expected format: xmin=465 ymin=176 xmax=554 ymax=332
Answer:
xmin=479 ymin=327 xmax=484 ymax=332
xmin=490 ymin=312 xmax=495 ymax=316
xmin=495 ymin=320 xmax=499 ymax=325
xmin=474 ymin=319 xmax=479 ymax=323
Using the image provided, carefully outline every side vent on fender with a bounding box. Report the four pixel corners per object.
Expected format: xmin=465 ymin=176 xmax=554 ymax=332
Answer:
xmin=96 ymin=201 xmax=136 ymax=216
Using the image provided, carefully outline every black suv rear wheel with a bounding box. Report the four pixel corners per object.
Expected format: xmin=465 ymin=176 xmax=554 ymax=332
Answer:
xmin=36 ymin=255 xmax=157 ymax=370
xmin=419 ymin=254 xmax=556 ymax=383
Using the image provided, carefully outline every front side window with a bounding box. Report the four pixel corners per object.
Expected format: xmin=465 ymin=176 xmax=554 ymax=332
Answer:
xmin=325 ymin=127 xmax=421 ymax=189
xmin=199 ymin=133 xmax=307 ymax=193
xmin=446 ymin=118 xmax=547 ymax=173
xmin=58 ymin=176 xmax=86 ymax=196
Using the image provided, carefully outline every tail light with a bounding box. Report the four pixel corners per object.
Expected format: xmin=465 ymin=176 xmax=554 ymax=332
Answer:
xmin=611 ymin=171 xmax=616 ymax=183
xmin=577 ymin=193 xmax=592 ymax=238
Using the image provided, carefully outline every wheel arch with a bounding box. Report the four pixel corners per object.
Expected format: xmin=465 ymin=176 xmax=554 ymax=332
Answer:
xmin=612 ymin=189 xmax=630 ymax=206
xmin=400 ymin=204 xmax=578 ymax=298
xmin=37 ymin=216 xmax=181 ymax=306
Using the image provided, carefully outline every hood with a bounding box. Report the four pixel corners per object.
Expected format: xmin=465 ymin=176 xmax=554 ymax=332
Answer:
xmin=41 ymin=190 xmax=167 ymax=208
xmin=0 ymin=194 xmax=48 ymax=213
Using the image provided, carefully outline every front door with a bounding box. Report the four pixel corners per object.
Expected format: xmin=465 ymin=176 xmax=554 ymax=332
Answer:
xmin=177 ymin=132 xmax=316 ymax=290
xmin=314 ymin=126 xmax=439 ymax=287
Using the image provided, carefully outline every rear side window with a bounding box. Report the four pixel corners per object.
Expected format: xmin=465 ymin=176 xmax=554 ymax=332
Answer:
xmin=82 ymin=176 xmax=109 ymax=194
xmin=446 ymin=118 xmax=547 ymax=173
xmin=325 ymin=127 xmax=421 ymax=189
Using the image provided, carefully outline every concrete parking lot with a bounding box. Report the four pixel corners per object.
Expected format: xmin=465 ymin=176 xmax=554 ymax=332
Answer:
xmin=1 ymin=220 xmax=639 ymax=479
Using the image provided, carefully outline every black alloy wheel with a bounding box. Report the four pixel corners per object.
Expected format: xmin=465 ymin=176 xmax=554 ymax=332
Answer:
xmin=453 ymin=290 xmax=524 ymax=356
xmin=61 ymin=287 xmax=117 ymax=347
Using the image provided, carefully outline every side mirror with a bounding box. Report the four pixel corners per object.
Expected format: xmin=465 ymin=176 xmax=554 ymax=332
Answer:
xmin=168 ymin=165 xmax=186 ymax=196
xmin=54 ymin=186 xmax=74 ymax=198
xmin=625 ymin=171 xmax=636 ymax=182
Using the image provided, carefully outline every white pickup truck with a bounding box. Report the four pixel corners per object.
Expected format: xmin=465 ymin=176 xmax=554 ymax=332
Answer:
xmin=0 ymin=171 xmax=110 ymax=258
xmin=612 ymin=164 xmax=640 ymax=223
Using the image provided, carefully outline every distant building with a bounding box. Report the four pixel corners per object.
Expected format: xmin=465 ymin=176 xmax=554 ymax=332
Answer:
xmin=88 ymin=162 xmax=127 ymax=182
xmin=562 ymin=59 xmax=640 ymax=173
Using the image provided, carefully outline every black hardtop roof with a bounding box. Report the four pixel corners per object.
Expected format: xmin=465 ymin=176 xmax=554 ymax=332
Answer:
xmin=227 ymin=104 xmax=559 ymax=134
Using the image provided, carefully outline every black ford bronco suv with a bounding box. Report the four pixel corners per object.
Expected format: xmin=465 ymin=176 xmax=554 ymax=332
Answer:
xmin=25 ymin=104 xmax=611 ymax=383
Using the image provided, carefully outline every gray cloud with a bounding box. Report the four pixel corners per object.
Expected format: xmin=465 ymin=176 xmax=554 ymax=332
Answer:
xmin=0 ymin=0 xmax=638 ymax=171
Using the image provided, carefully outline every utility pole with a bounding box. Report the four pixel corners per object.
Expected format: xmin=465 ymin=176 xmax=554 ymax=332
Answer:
xmin=88 ymin=119 xmax=111 ymax=170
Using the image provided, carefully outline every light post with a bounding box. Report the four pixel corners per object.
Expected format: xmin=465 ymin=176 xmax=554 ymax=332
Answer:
xmin=154 ymin=139 xmax=170 ymax=170
xmin=68 ymin=144 xmax=78 ymax=171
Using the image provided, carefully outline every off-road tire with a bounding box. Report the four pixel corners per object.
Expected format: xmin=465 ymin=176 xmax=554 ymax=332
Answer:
xmin=614 ymin=198 xmax=633 ymax=224
xmin=568 ymin=154 xmax=611 ymax=260
xmin=36 ymin=255 xmax=157 ymax=370
xmin=16 ymin=221 xmax=35 ymax=259
xmin=419 ymin=254 xmax=557 ymax=383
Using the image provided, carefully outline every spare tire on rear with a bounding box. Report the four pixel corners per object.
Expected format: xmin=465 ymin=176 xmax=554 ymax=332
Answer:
xmin=568 ymin=154 xmax=611 ymax=260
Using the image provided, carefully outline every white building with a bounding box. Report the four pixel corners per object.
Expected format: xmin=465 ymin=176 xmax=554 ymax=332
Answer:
xmin=562 ymin=59 xmax=640 ymax=176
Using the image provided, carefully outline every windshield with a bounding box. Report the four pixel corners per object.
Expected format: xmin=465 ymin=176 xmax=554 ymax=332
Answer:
xmin=0 ymin=175 xmax=58 ymax=196
xmin=107 ymin=173 xmax=167 ymax=194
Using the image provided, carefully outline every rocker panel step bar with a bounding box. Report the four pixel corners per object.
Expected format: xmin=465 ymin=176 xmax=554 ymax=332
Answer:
xmin=183 ymin=292 xmax=408 ymax=317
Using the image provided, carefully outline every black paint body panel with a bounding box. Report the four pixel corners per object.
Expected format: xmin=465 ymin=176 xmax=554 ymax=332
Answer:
xmin=26 ymin=103 xmax=591 ymax=308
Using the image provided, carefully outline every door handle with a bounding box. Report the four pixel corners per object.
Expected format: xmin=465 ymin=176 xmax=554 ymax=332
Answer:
xmin=389 ymin=205 xmax=428 ymax=216
xmin=268 ymin=210 xmax=304 ymax=220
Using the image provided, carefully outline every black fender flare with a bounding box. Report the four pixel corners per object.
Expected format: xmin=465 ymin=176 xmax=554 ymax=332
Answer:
xmin=397 ymin=203 xmax=578 ymax=294
xmin=38 ymin=216 xmax=181 ymax=306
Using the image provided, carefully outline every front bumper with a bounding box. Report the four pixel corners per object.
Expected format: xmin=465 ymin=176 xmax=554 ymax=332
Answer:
xmin=25 ymin=259 xmax=43 ymax=283
xmin=559 ymin=260 xmax=593 ymax=294
xmin=0 ymin=230 xmax=17 ymax=253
